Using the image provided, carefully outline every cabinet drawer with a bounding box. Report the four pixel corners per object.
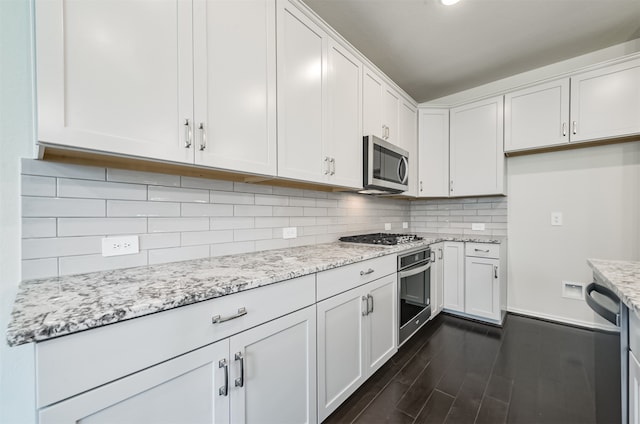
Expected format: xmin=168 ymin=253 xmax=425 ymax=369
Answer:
xmin=465 ymin=242 xmax=500 ymax=259
xmin=36 ymin=275 xmax=315 ymax=408
xmin=317 ymin=254 xmax=396 ymax=301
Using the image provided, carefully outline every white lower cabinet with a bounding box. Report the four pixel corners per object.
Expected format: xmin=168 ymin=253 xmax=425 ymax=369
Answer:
xmin=40 ymin=306 xmax=316 ymax=424
xmin=317 ymin=274 xmax=397 ymax=422
xmin=630 ymin=351 xmax=640 ymax=424
xmin=464 ymin=256 xmax=500 ymax=322
xmin=442 ymin=241 xmax=465 ymax=313
xmin=430 ymin=242 xmax=444 ymax=318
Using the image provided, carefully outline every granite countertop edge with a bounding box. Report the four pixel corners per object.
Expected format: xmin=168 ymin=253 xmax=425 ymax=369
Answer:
xmin=587 ymin=258 xmax=640 ymax=319
xmin=8 ymin=235 xmax=504 ymax=346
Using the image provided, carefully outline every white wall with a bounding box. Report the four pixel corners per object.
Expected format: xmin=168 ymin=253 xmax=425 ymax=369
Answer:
xmin=507 ymin=141 xmax=640 ymax=329
xmin=0 ymin=0 xmax=37 ymax=422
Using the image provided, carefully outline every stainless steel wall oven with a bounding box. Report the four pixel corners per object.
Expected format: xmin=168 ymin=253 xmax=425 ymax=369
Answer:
xmin=398 ymin=247 xmax=431 ymax=346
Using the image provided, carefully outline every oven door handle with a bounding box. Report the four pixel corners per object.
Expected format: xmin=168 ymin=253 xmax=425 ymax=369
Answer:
xmin=398 ymin=262 xmax=431 ymax=279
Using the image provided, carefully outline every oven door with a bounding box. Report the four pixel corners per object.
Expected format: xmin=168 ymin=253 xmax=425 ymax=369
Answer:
xmin=398 ymin=262 xmax=431 ymax=346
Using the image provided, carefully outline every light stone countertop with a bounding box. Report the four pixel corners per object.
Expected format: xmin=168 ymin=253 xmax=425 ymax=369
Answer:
xmin=587 ymin=258 xmax=640 ymax=319
xmin=7 ymin=236 xmax=502 ymax=347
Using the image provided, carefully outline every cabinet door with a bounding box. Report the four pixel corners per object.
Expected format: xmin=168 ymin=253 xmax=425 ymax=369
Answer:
xmin=383 ymin=87 xmax=400 ymax=145
xmin=326 ymin=40 xmax=362 ymax=189
xmin=430 ymin=243 xmax=444 ymax=317
xmin=399 ymin=100 xmax=418 ymax=197
xmin=363 ymin=66 xmax=384 ymax=139
xmin=193 ymin=0 xmax=277 ymax=176
xmin=443 ymin=242 xmax=465 ymax=313
xmin=450 ymin=96 xmax=505 ymax=197
xmin=230 ymin=306 xmax=317 ymax=424
xmin=465 ymin=256 xmax=500 ymax=321
xmin=366 ymin=275 xmax=398 ymax=375
xmin=571 ymin=58 xmax=640 ymax=142
xmin=39 ymin=340 xmax=229 ymax=424
xmin=317 ymin=286 xmax=367 ymax=422
xmin=276 ymin=1 xmax=326 ymax=183
xmin=418 ymin=109 xmax=450 ymax=197
xmin=630 ymin=351 xmax=640 ymax=424
xmin=36 ymin=0 xmax=194 ymax=164
xmin=504 ymin=78 xmax=570 ymax=152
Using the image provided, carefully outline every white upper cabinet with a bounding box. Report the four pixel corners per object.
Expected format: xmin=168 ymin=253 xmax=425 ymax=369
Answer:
xmin=504 ymin=78 xmax=570 ymax=153
xmin=193 ymin=0 xmax=277 ymax=175
xmin=398 ymin=100 xmax=418 ymax=197
xmin=277 ymin=1 xmax=362 ymax=189
xmin=325 ymin=39 xmax=362 ymax=189
xmin=570 ymin=58 xmax=640 ymax=143
xmin=363 ymin=66 xmax=402 ymax=146
xmin=418 ymin=108 xmax=449 ymax=197
xmin=449 ymin=96 xmax=505 ymax=197
xmin=276 ymin=1 xmax=325 ymax=183
xmin=36 ymin=0 xmax=194 ymax=164
xmin=36 ymin=0 xmax=277 ymax=176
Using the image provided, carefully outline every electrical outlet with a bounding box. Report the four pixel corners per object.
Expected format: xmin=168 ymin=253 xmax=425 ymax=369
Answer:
xmin=472 ymin=223 xmax=485 ymax=231
xmin=551 ymin=212 xmax=563 ymax=226
xmin=402 ymin=222 xmax=408 ymax=229
xmin=102 ymin=235 xmax=139 ymax=257
xmin=282 ymin=227 xmax=297 ymax=239
xmin=384 ymin=223 xmax=391 ymax=231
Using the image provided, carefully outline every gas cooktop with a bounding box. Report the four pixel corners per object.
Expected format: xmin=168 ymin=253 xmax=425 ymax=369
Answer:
xmin=339 ymin=233 xmax=423 ymax=246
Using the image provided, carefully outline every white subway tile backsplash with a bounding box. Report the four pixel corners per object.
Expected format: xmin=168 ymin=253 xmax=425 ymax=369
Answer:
xmin=148 ymin=217 xmax=210 ymax=233
xmin=58 ymin=217 xmax=147 ymax=236
xmin=139 ymin=233 xmax=181 ymax=250
xmin=254 ymin=217 xmax=289 ymax=228
xmin=181 ymin=203 xmax=233 ymax=217
xmin=211 ymin=241 xmax=255 ymax=257
xmin=234 ymin=205 xmax=272 ymax=217
xmin=22 ymin=258 xmax=58 ymax=280
xmin=290 ymin=197 xmax=316 ymax=207
xmin=255 ymin=194 xmax=290 ymax=206
xmin=234 ymin=228 xmax=273 ymax=242
xmin=22 ymin=236 xmax=102 ymax=260
xmin=22 ymin=159 xmax=105 ymax=180
xmin=181 ymin=230 xmax=234 ymax=246
xmin=272 ymin=186 xmax=304 ymax=197
xmin=316 ymin=199 xmax=338 ymax=208
xmin=148 ymin=186 xmax=209 ymax=203
xmin=22 ymin=175 xmax=56 ymax=197
xmin=273 ymin=206 xmax=303 ymax=217
xmin=181 ymin=176 xmax=233 ymax=191
xmin=303 ymin=207 xmax=327 ymax=217
xmin=23 ymin=218 xmax=57 ymax=238
xmin=211 ymin=190 xmax=254 ymax=205
xmin=58 ymin=179 xmax=146 ymax=200
xmin=290 ymin=217 xmax=316 ymax=226
xmin=148 ymin=245 xmax=210 ymax=265
xmin=233 ymin=182 xmax=273 ymax=194
xmin=302 ymin=190 xmax=328 ymax=199
xmin=255 ymin=238 xmax=290 ymax=251
xmin=59 ymin=252 xmax=148 ymax=276
xmin=23 ymin=197 xmax=105 ymax=218
xmin=107 ymin=200 xmax=180 ymax=217
xmin=211 ymin=217 xmax=254 ymax=230
xmin=107 ymin=168 xmax=180 ymax=187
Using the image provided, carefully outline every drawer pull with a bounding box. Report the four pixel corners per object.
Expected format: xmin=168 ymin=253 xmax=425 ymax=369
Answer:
xmin=218 ymin=359 xmax=229 ymax=396
xmin=362 ymin=296 xmax=369 ymax=316
xmin=212 ymin=307 xmax=247 ymax=324
xmin=360 ymin=268 xmax=375 ymax=276
xmin=367 ymin=294 xmax=374 ymax=314
xmin=474 ymin=248 xmax=490 ymax=253
xmin=234 ymin=352 xmax=244 ymax=388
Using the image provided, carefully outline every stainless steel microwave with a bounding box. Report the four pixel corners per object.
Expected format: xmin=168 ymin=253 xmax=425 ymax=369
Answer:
xmin=362 ymin=135 xmax=409 ymax=194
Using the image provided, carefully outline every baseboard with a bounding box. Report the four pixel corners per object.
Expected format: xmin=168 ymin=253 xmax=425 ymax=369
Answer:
xmin=507 ymin=306 xmax=618 ymax=332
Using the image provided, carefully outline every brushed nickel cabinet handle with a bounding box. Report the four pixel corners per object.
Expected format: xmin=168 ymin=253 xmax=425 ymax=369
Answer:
xmin=198 ymin=122 xmax=206 ymax=151
xmin=562 ymin=122 xmax=567 ymax=137
xmin=367 ymin=294 xmax=374 ymax=314
xmin=362 ymin=296 xmax=369 ymax=316
xmin=218 ymin=359 xmax=229 ymax=396
xmin=184 ymin=119 xmax=192 ymax=148
xmin=212 ymin=307 xmax=247 ymax=324
xmin=360 ymin=268 xmax=375 ymax=276
xmin=234 ymin=352 xmax=244 ymax=388
xmin=572 ymin=121 xmax=577 ymax=135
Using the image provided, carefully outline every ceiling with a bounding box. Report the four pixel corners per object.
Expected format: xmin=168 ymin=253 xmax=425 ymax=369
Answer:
xmin=303 ymin=0 xmax=640 ymax=103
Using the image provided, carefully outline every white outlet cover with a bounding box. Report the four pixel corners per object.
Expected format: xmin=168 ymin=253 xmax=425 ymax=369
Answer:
xmin=402 ymin=222 xmax=408 ymax=229
xmin=384 ymin=223 xmax=391 ymax=231
xmin=472 ymin=223 xmax=485 ymax=231
xmin=282 ymin=227 xmax=297 ymax=239
xmin=551 ymin=212 xmax=563 ymax=226
xmin=102 ymin=235 xmax=139 ymax=257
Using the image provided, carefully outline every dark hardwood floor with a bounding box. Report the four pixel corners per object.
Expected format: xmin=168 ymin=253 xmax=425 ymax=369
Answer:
xmin=324 ymin=313 xmax=619 ymax=424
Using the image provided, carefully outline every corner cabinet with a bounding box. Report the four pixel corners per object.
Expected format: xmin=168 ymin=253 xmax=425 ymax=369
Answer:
xmin=36 ymin=0 xmax=277 ymax=176
xmin=449 ymin=96 xmax=505 ymax=197
xmin=418 ymin=108 xmax=450 ymax=197
xmin=276 ymin=0 xmax=362 ymax=189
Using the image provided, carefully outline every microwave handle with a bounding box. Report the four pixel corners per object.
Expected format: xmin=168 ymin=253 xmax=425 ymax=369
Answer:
xmin=398 ymin=156 xmax=408 ymax=184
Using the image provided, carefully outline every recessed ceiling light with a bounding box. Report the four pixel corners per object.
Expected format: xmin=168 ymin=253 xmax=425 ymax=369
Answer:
xmin=441 ymin=0 xmax=460 ymax=5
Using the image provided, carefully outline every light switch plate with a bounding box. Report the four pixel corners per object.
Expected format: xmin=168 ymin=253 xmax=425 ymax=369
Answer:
xmin=384 ymin=223 xmax=391 ymax=231
xmin=282 ymin=227 xmax=297 ymax=239
xmin=551 ymin=212 xmax=563 ymax=226
xmin=472 ymin=223 xmax=485 ymax=231
xmin=102 ymin=235 xmax=139 ymax=257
